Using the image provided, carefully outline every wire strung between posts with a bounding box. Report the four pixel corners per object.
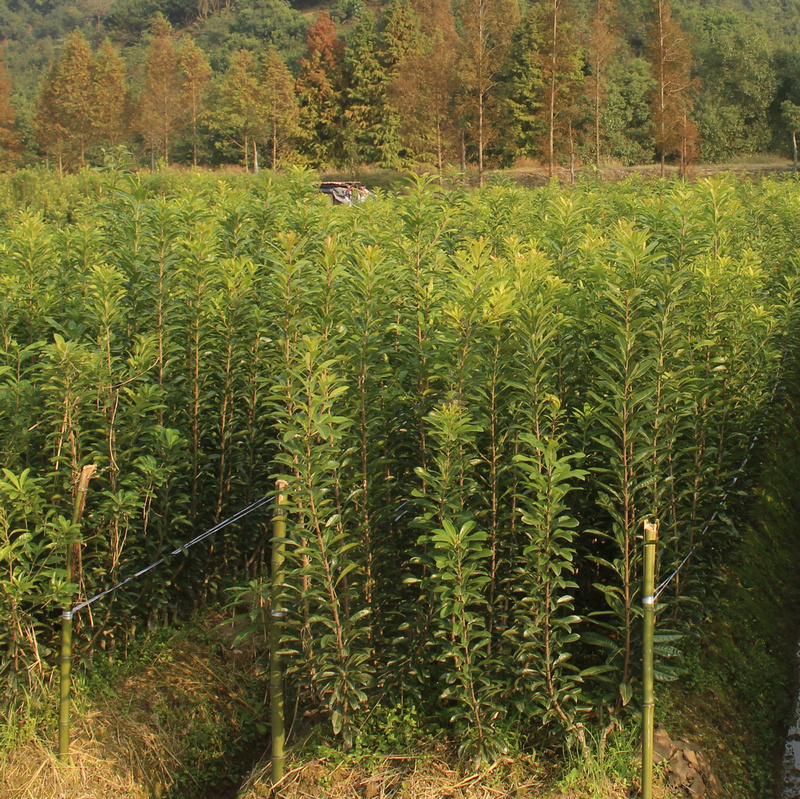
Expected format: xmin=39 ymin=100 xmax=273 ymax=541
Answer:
xmin=71 ymin=496 xmax=271 ymax=615
xmin=653 ymin=362 xmax=786 ymax=602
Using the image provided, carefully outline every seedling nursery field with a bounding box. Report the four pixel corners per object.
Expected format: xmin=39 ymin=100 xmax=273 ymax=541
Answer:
xmin=1 ymin=167 xmax=800 ymax=793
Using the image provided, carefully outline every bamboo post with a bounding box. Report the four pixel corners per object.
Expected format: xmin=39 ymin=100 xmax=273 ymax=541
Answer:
xmin=58 ymin=609 xmax=72 ymax=760
xmin=641 ymin=520 xmax=658 ymax=799
xmin=271 ymin=480 xmax=288 ymax=787
xmin=59 ymin=464 xmax=96 ymax=761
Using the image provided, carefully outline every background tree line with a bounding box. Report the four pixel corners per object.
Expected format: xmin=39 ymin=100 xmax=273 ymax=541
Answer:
xmin=0 ymin=0 xmax=799 ymax=173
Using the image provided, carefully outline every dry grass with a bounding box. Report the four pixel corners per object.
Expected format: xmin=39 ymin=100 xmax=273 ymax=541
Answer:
xmin=0 ymin=720 xmax=150 ymax=799
xmin=0 ymin=616 xmax=267 ymax=799
xmin=240 ymin=752 xmax=546 ymax=799
xmin=235 ymin=748 xmax=678 ymax=799
xmin=0 ymin=730 xmax=679 ymax=799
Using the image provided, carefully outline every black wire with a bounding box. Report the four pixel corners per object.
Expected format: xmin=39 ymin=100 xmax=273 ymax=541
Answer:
xmin=70 ymin=497 xmax=271 ymax=615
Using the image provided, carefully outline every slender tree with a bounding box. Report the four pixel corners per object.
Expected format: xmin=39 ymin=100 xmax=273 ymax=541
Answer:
xmin=499 ymin=9 xmax=548 ymax=164
xmin=0 ymin=51 xmax=19 ymax=170
xmin=457 ymin=0 xmax=519 ymax=186
xmin=676 ymin=107 xmax=699 ymax=176
xmin=36 ymin=64 xmax=66 ymax=173
xmin=646 ymin=0 xmax=698 ymax=176
xmin=541 ymin=0 xmax=584 ymax=178
xmin=500 ymin=0 xmax=582 ymax=175
xmin=213 ymin=49 xmax=266 ymax=172
xmin=261 ymin=48 xmax=300 ymax=169
xmin=36 ymin=30 xmax=94 ymax=170
xmin=390 ymin=0 xmax=459 ymax=171
xmin=92 ymin=38 xmax=129 ymax=149
xmin=60 ymin=30 xmax=95 ymax=167
xmin=379 ymin=0 xmax=423 ymax=165
xmin=178 ymin=37 xmax=211 ymax=167
xmin=342 ymin=13 xmax=398 ymax=167
xmin=139 ymin=14 xmax=182 ymax=167
xmin=587 ymin=0 xmax=620 ymax=168
xmin=295 ymin=12 xmax=343 ymax=166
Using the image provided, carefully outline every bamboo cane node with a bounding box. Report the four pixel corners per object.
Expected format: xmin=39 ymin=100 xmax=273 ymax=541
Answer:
xmin=644 ymin=520 xmax=659 ymax=539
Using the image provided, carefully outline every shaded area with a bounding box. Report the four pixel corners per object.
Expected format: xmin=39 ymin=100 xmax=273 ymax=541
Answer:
xmin=659 ymin=375 xmax=800 ymax=798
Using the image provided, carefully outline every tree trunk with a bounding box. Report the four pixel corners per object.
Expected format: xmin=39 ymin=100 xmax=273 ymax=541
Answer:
xmin=569 ymin=121 xmax=575 ymax=183
xmin=272 ymin=124 xmax=278 ymax=170
xmin=477 ymin=0 xmax=487 ymax=188
xmin=679 ymin=111 xmax=687 ymax=178
xmin=548 ymin=0 xmax=558 ymax=179
xmin=595 ymin=55 xmax=601 ymax=168
xmin=658 ymin=0 xmax=665 ymax=178
xmin=478 ymin=89 xmax=484 ymax=188
xmin=793 ymin=130 xmax=798 ymax=174
xmin=162 ymin=76 xmax=170 ymax=167
xmin=192 ymin=93 xmax=198 ymax=167
xmin=253 ymin=139 xmax=259 ymax=174
xmin=436 ymin=120 xmax=443 ymax=178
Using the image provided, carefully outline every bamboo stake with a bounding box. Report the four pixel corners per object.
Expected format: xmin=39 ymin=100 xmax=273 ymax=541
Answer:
xmin=641 ymin=519 xmax=658 ymax=799
xmin=58 ymin=608 xmax=72 ymax=761
xmin=271 ymin=480 xmax=288 ymax=787
xmin=59 ymin=464 xmax=96 ymax=762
